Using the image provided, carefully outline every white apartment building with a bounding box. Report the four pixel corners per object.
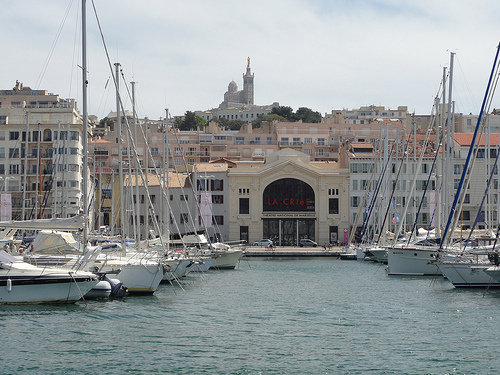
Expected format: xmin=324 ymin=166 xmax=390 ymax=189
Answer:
xmin=0 ymin=82 xmax=86 ymax=221
xmin=348 ymin=132 xmax=500 ymax=242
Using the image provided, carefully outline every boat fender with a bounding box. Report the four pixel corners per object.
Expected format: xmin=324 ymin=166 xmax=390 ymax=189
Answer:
xmin=7 ymin=278 xmax=12 ymax=292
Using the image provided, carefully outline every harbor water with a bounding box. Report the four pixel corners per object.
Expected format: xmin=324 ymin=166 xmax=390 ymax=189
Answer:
xmin=1 ymin=258 xmax=499 ymax=374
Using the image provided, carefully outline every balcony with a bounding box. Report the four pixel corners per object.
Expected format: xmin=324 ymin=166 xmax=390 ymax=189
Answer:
xmin=252 ymin=151 xmax=265 ymax=158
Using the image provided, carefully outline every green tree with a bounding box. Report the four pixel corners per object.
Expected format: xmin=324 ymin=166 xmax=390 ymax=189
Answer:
xmin=175 ymin=111 xmax=207 ymax=131
xmin=295 ymin=107 xmax=322 ymax=123
xmin=99 ymin=117 xmax=114 ymax=131
xmin=214 ymin=117 xmax=246 ymax=130
xmin=252 ymin=114 xmax=287 ymax=128
xmin=271 ymin=106 xmax=295 ymax=121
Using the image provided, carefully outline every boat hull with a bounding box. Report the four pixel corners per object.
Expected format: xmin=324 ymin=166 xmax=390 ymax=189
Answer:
xmin=210 ymin=249 xmax=243 ymax=269
xmin=94 ymin=262 xmax=163 ymax=295
xmin=0 ymin=273 xmax=98 ymax=304
xmin=439 ymin=262 xmax=500 ymax=288
xmin=386 ymin=247 xmax=441 ymax=276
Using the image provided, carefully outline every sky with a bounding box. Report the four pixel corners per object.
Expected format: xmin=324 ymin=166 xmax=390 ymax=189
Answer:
xmin=3 ymin=0 xmax=500 ymax=121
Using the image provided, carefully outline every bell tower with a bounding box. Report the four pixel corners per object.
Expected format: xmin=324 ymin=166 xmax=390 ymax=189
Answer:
xmin=242 ymin=57 xmax=254 ymax=105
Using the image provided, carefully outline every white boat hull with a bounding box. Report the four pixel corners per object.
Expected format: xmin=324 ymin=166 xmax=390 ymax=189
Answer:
xmin=210 ymin=249 xmax=243 ymax=269
xmin=0 ymin=258 xmax=99 ymax=304
xmin=483 ymin=266 xmax=500 ymax=282
xmin=93 ymin=261 xmax=163 ymax=294
xmin=162 ymin=259 xmax=195 ymax=282
xmin=191 ymin=257 xmax=216 ymax=272
xmin=439 ymin=262 xmax=500 ymax=288
xmin=386 ymin=247 xmax=441 ymax=276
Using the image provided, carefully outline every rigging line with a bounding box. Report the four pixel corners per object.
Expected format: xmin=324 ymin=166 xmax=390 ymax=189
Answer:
xmin=407 ymin=139 xmax=442 ymax=246
xmin=35 ymin=0 xmax=75 ymax=90
xmin=464 ymin=144 xmax=500 ymax=247
xmin=359 ymin=142 xmax=396 ymax=243
xmin=378 ymin=134 xmax=412 ymax=243
xmin=171 ymin=131 xmax=214 ymax=246
xmin=447 ymin=63 xmax=500 ymax=242
xmin=441 ymin=43 xmax=500 ymax=249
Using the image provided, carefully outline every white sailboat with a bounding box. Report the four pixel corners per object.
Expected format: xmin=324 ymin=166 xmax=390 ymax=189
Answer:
xmin=0 ymin=250 xmax=99 ymax=304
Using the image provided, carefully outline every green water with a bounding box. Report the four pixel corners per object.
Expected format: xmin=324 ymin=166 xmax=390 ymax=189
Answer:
xmin=1 ymin=258 xmax=499 ymax=374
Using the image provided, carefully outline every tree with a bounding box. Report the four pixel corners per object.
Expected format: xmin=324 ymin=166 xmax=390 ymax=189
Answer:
xmin=295 ymin=107 xmax=322 ymax=123
xmin=98 ymin=117 xmax=114 ymax=131
xmin=271 ymin=106 xmax=295 ymax=121
xmin=175 ymin=111 xmax=207 ymax=131
xmin=269 ymin=105 xmax=322 ymax=123
xmin=214 ymin=117 xmax=246 ymax=130
xmin=252 ymin=114 xmax=287 ymax=128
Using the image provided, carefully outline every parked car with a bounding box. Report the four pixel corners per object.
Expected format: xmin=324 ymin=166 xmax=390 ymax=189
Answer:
xmin=253 ymin=239 xmax=273 ymax=247
xmin=299 ymin=239 xmax=318 ymax=247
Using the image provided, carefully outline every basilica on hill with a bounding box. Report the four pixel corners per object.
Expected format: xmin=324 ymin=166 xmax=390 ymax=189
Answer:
xmin=219 ymin=57 xmax=255 ymax=109
xmin=195 ymin=58 xmax=279 ymax=122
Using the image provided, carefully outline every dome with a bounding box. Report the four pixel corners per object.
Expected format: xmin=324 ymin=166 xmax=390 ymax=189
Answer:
xmin=228 ymin=80 xmax=238 ymax=93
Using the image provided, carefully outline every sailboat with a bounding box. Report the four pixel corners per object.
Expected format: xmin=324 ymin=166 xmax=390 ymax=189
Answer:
xmin=0 ymin=249 xmax=99 ymax=304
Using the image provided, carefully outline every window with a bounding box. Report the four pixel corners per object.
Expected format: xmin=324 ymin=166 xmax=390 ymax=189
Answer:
xmin=351 ymin=164 xmax=358 ymax=173
xmin=212 ymin=195 xmax=224 ymax=204
xmin=9 ymin=131 xmax=19 ymax=141
xmin=0 ymin=148 xmax=4 ymax=158
xmin=151 ymin=147 xmax=159 ymax=156
xmin=70 ymin=131 xmax=79 ymax=141
xmin=292 ymin=137 xmax=301 ymax=145
xmin=180 ymin=195 xmax=188 ymax=201
xmin=102 ymin=189 xmax=112 ymax=199
xmin=9 ymin=148 xmax=19 ymax=158
xmin=329 ymin=198 xmax=339 ymax=214
xmin=461 ymin=211 xmax=470 ymax=221
xmin=352 ymin=180 xmax=358 ymax=190
xmin=317 ymin=138 xmax=325 ymax=146
xmin=0 ymin=116 xmax=6 ymax=124
xmin=211 ymin=179 xmax=223 ymax=191
xmin=281 ymin=137 xmax=289 ymax=145
xmin=9 ymin=164 xmax=19 ymax=174
xmin=254 ymin=137 xmax=260 ymax=145
xmin=422 ymin=164 xmax=429 ymax=173
xmin=213 ymin=215 xmax=224 ymax=225
xmin=267 ymin=137 xmax=273 ymax=145
xmin=351 ymin=196 xmax=359 ymax=208
xmin=180 ymin=213 xmax=189 ymax=224
xmin=304 ymin=138 xmax=312 ymax=144
xmin=70 ymin=148 xmax=78 ymax=155
xmin=239 ymin=198 xmax=249 ymax=214
xmin=235 ymin=137 xmax=244 ymax=145
xmin=454 ymin=164 xmax=460 ymax=174
xmin=0 ymin=131 xmax=4 ymax=140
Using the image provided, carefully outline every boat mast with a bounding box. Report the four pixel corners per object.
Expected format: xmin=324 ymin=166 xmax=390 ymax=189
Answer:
xmin=132 ymin=81 xmax=140 ymax=244
xmin=440 ymin=43 xmax=500 ymax=249
xmin=115 ymin=62 xmax=125 ymax=246
xmin=82 ymin=0 xmax=89 ymax=247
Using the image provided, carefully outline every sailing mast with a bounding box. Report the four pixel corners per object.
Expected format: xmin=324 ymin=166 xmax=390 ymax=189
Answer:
xmin=440 ymin=43 xmax=500 ymax=249
xmin=82 ymin=0 xmax=89 ymax=248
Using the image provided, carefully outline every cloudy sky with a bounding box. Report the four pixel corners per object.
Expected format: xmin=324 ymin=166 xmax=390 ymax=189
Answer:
xmin=3 ymin=0 xmax=500 ymax=120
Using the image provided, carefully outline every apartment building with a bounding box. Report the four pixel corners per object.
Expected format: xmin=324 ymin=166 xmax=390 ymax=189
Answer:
xmin=0 ymin=81 xmax=86 ymax=221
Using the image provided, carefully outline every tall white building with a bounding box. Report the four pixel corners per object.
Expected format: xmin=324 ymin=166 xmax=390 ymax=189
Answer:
xmin=0 ymin=81 xmax=86 ymax=221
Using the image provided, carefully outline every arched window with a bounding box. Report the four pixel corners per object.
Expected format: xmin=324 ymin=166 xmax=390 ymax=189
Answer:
xmin=263 ymin=178 xmax=315 ymax=212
